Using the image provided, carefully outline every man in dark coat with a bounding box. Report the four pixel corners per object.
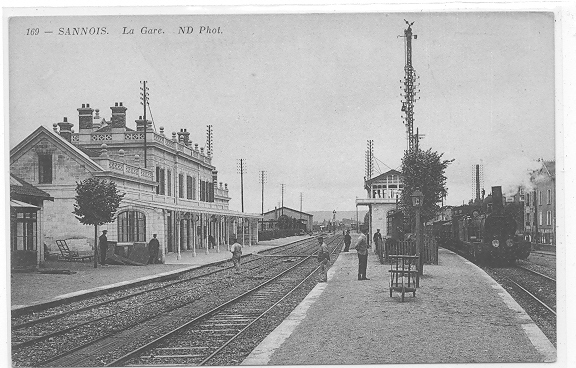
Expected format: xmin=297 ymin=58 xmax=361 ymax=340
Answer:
xmin=148 ymin=233 xmax=160 ymax=264
xmin=99 ymin=230 xmax=108 ymax=266
xmin=343 ymin=230 xmax=352 ymax=252
xmin=373 ymin=229 xmax=383 ymax=254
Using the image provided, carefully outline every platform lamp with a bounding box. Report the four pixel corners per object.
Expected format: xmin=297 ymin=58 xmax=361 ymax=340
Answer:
xmin=411 ymin=190 xmax=424 ymax=277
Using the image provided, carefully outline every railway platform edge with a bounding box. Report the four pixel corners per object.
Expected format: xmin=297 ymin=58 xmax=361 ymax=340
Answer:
xmin=11 ymin=236 xmax=311 ymax=313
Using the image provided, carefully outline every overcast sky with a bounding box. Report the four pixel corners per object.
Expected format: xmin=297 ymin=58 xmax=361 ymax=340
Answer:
xmin=8 ymin=10 xmax=556 ymax=214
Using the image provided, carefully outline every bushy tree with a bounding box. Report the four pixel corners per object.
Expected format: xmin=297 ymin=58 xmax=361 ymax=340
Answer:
xmin=73 ymin=177 xmax=125 ymax=267
xmin=400 ymin=148 xmax=453 ymax=224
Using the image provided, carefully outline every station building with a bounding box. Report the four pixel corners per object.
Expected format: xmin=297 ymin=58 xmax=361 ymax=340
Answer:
xmin=10 ymin=102 xmax=261 ymax=264
xmin=355 ymin=169 xmax=403 ymax=243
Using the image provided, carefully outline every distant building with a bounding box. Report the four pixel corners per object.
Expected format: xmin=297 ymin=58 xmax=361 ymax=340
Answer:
xmin=356 ymin=169 xmax=403 ymax=242
xmin=524 ymin=160 xmax=555 ymax=245
xmin=261 ymin=206 xmax=313 ymax=232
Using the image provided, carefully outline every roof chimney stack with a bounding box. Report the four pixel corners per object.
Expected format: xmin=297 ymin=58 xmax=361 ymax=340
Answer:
xmin=78 ymin=103 xmax=94 ymax=132
xmin=110 ymin=102 xmax=127 ymax=131
xmin=57 ymin=117 xmax=74 ymax=142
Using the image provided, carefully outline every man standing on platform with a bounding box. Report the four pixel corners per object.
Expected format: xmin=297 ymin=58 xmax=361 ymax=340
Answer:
xmin=373 ymin=229 xmax=383 ymax=254
xmin=343 ymin=230 xmax=352 ymax=252
xmin=317 ymin=236 xmax=330 ymax=282
xmin=148 ymin=233 xmax=160 ymax=264
xmin=230 ymin=238 xmax=243 ymax=272
xmin=99 ymin=230 xmax=108 ymax=266
xmin=355 ymin=228 xmax=369 ymax=280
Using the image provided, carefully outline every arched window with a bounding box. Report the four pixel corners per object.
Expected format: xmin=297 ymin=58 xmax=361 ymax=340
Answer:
xmin=118 ymin=210 xmax=146 ymax=242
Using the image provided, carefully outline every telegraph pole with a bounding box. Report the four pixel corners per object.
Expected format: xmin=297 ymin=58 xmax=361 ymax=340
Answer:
xmin=281 ymin=184 xmax=285 ymax=216
xmin=139 ymin=81 xmax=149 ymax=167
xmin=365 ymin=140 xmax=374 ymax=180
xmin=400 ymin=20 xmax=420 ymax=152
xmin=237 ymin=159 xmax=246 ymax=212
xmin=259 ymin=171 xmax=267 ymax=230
xmin=300 ymin=192 xmax=303 ymax=231
xmin=206 ymin=125 xmax=213 ymax=157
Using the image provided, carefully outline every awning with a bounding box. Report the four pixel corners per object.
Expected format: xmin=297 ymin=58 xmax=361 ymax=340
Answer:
xmin=10 ymin=199 xmax=40 ymax=209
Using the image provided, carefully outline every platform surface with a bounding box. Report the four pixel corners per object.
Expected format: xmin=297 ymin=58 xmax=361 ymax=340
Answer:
xmin=243 ymin=246 xmax=556 ymax=365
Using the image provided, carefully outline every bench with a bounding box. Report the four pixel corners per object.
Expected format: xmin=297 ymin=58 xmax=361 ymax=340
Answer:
xmin=56 ymin=240 xmax=94 ymax=262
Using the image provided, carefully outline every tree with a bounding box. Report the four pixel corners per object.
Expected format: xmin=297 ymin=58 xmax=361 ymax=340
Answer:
xmin=73 ymin=177 xmax=125 ymax=268
xmin=400 ymin=148 xmax=454 ymax=225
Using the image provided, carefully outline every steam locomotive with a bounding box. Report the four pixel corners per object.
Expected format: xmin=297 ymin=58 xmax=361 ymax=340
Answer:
xmin=433 ymin=186 xmax=531 ymax=266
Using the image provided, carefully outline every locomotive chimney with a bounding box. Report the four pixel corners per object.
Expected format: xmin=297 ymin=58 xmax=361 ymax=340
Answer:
xmin=491 ymin=186 xmax=503 ymax=211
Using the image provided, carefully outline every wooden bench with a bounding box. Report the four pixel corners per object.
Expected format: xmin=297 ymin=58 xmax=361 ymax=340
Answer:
xmin=56 ymin=240 xmax=94 ymax=262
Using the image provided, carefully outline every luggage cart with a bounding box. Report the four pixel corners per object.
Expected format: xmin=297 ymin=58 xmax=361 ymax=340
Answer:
xmin=389 ymin=255 xmax=419 ymax=302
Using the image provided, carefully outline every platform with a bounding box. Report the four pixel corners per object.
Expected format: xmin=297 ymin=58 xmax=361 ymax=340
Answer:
xmin=243 ymin=246 xmax=556 ymax=365
xmin=11 ymin=236 xmax=311 ymax=311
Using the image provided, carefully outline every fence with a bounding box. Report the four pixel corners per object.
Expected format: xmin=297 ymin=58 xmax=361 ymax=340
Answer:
xmin=380 ymin=232 xmax=438 ymax=265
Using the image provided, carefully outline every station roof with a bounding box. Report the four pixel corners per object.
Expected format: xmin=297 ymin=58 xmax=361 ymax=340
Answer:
xmin=10 ymin=174 xmax=53 ymax=201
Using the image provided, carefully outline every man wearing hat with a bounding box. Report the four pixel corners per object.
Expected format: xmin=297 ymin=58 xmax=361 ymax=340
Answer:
xmin=148 ymin=233 xmax=160 ymax=265
xmin=99 ymin=230 xmax=108 ymax=266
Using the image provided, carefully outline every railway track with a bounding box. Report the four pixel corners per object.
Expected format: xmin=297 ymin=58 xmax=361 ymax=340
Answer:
xmin=11 ymin=235 xmax=343 ymax=367
xmin=483 ymin=263 xmax=556 ymax=346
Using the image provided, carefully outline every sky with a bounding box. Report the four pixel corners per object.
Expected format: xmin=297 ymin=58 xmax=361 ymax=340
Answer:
xmin=7 ymin=8 xmax=557 ymax=214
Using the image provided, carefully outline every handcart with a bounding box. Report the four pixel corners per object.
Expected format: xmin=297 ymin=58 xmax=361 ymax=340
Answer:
xmin=389 ymin=255 xmax=419 ymax=302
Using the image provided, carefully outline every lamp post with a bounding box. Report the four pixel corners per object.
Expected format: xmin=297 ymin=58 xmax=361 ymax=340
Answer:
xmin=411 ymin=190 xmax=424 ymax=277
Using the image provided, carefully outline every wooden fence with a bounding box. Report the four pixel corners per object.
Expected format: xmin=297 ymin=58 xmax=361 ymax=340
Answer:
xmin=380 ymin=230 xmax=438 ymax=265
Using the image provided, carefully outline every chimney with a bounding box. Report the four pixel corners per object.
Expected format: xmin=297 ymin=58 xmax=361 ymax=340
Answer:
xmin=57 ymin=117 xmax=74 ymax=142
xmin=182 ymin=129 xmax=190 ymax=145
xmin=135 ymin=116 xmax=147 ymax=132
xmin=177 ymin=128 xmax=186 ymax=143
xmin=92 ymin=109 xmax=102 ymax=130
xmin=110 ymin=102 xmax=127 ymax=130
xmin=78 ymin=103 xmax=94 ymax=132
xmin=491 ymin=186 xmax=503 ymax=211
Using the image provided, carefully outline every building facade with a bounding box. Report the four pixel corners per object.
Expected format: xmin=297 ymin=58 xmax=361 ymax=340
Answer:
xmin=10 ymin=102 xmax=261 ymax=263
xmin=524 ymin=160 xmax=555 ymax=245
xmin=356 ymin=169 xmax=403 ymax=243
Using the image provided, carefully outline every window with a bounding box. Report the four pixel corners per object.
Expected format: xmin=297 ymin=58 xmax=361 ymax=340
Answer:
xmin=526 ymin=213 xmax=530 ymax=227
xmin=200 ymin=180 xmax=206 ymax=201
xmin=186 ymin=175 xmax=193 ymax=199
xmin=117 ymin=211 xmax=146 ymax=242
xmin=178 ymin=174 xmax=184 ymax=198
xmin=38 ymin=154 xmax=52 ymax=184
xmin=192 ymin=177 xmax=197 ymax=200
xmin=539 ymin=191 xmax=542 ymax=205
xmin=167 ymin=170 xmax=172 ymax=197
xmin=156 ymin=167 xmax=166 ymax=195
xmin=547 ymin=189 xmax=551 ymax=205
xmin=526 ymin=192 xmax=530 ymax=207
xmin=546 ymin=211 xmax=552 ymax=226
xmin=11 ymin=210 xmax=37 ymax=251
xmin=539 ymin=211 xmax=543 ymax=226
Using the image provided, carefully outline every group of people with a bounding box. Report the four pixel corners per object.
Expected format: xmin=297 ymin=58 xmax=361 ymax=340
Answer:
xmin=318 ymin=227 xmax=381 ymax=282
xmin=98 ymin=230 xmax=160 ymax=266
xmin=99 ymin=228 xmax=379 ymax=281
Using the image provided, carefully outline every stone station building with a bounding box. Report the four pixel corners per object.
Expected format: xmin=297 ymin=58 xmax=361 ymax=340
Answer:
xmin=10 ymin=102 xmax=261 ymax=264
